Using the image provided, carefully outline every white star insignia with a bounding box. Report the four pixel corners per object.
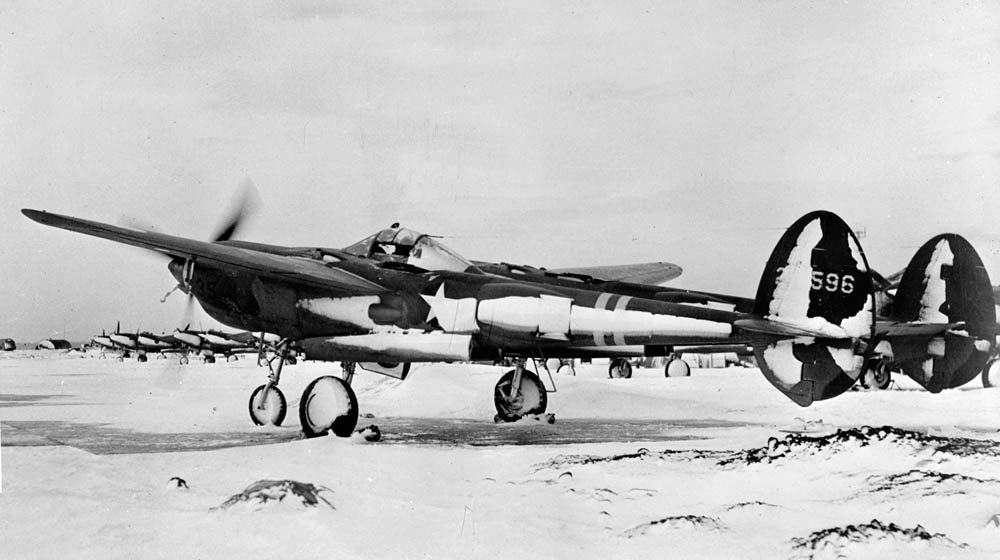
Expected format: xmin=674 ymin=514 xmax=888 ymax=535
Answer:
xmin=420 ymin=282 xmax=480 ymax=333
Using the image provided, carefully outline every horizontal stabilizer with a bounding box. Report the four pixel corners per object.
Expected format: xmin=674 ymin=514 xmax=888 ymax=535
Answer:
xmin=876 ymin=321 xmax=964 ymax=338
xmin=735 ymin=318 xmax=853 ymax=339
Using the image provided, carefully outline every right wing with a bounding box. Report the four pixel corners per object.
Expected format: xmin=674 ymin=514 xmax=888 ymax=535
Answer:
xmin=22 ymin=209 xmax=386 ymax=295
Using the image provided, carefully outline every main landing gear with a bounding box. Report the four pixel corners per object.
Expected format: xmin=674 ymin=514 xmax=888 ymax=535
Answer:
xmin=493 ymin=359 xmax=548 ymax=422
xmin=608 ymin=358 xmax=633 ymax=379
xmin=982 ymin=359 xmax=1000 ymax=388
xmin=299 ymin=362 xmax=359 ymax=438
xmin=248 ymin=341 xmax=359 ymax=439
xmin=860 ymin=358 xmax=893 ymax=390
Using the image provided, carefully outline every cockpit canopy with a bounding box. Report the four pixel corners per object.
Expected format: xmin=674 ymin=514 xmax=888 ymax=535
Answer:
xmin=343 ymin=226 xmax=482 ymax=274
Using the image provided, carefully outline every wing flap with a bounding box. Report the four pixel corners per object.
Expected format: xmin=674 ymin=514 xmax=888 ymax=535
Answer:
xmin=22 ymin=209 xmax=386 ymax=295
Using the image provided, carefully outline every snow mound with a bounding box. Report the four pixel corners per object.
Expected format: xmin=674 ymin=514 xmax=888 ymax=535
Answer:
xmin=535 ymin=447 xmax=726 ymax=471
xmin=535 ymin=426 xmax=1000 ymax=475
xmin=213 ymin=480 xmax=335 ymax=512
xmin=721 ymin=425 xmax=1000 ymax=466
xmin=721 ymin=500 xmax=779 ymax=512
xmin=536 ymin=448 xmax=655 ymax=469
xmin=623 ymin=515 xmax=725 ymax=538
xmin=789 ymin=519 xmax=966 ymax=559
xmin=866 ymin=469 xmax=1000 ymax=497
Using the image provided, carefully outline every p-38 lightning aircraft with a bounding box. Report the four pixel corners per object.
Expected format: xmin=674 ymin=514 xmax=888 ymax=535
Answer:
xmin=25 ymin=207 xmax=979 ymax=438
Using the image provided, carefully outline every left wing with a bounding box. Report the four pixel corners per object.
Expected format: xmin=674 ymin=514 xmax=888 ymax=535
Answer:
xmin=22 ymin=209 xmax=386 ymax=295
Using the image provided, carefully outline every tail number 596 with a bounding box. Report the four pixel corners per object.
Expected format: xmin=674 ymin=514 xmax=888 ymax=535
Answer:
xmin=811 ymin=271 xmax=855 ymax=294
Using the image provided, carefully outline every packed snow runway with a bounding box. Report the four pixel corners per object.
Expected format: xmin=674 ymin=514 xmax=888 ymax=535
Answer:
xmin=3 ymin=350 xmax=1000 ymax=559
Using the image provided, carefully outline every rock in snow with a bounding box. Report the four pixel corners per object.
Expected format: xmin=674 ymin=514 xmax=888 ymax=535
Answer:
xmin=214 ymin=480 xmax=335 ymax=512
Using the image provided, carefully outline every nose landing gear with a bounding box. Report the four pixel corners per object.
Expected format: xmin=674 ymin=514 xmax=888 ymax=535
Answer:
xmin=248 ymin=341 xmax=291 ymax=427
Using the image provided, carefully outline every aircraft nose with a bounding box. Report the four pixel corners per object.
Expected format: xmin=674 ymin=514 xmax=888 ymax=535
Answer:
xmin=167 ymin=258 xmax=191 ymax=290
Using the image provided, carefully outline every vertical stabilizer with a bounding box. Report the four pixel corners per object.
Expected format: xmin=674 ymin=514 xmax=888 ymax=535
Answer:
xmin=886 ymin=234 xmax=995 ymax=391
xmin=748 ymin=211 xmax=875 ymax=406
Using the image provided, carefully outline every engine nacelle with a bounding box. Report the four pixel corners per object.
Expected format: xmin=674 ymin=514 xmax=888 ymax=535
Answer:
xmin=300 ymin=331 xmax=472 ymax=363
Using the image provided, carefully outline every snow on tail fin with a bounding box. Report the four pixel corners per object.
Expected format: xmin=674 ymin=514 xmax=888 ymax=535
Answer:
xmin=886 ymin=234 xmax=995 ymax=392
xmin=748 ymin=211 xmax=875 ymax=406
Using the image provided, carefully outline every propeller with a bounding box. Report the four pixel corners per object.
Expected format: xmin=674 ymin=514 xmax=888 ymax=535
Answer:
xmin=211 ymin=177 xmax=261 ymax=243
xmin=141 ymin=178 xmax=263 ymax=327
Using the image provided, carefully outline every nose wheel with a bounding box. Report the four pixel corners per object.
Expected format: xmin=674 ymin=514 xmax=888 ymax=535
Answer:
xmin=249 ymin=384 xmax=287 ymax=426
xmin=248 ymin=340 xmax=293 ymax=427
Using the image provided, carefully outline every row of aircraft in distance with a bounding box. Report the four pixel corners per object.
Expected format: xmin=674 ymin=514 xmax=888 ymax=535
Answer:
xmin=86 ymin=323 xmax=293 ymax=364
xmin=22 ymin=203 xmax=1000 ymax=438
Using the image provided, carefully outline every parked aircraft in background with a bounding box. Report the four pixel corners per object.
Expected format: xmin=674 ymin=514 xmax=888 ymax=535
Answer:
xmin=91 ymin=324 xmax=182 ymax=362
xmin=170 ymin=326 xmax=276 ymax=364
xmin=24 ymin=207 xmax=994 ymax=440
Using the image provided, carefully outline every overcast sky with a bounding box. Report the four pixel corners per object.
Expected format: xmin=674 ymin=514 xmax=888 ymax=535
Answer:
xmin=2 ymin=1 xmax=998 ymax=341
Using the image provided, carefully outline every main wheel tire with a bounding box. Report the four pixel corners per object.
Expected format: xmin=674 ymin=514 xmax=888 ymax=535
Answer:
xmin=137 ymin=354 xmax=148 ymax=363
xmin=227 ymin=354 xmax=239 ymax=362
xmin=494 ymin=369 xmax=547 ymax=422
xmin=179 ymin=356 xmax=189 ymax=365
xmin=982 ymin=359 xmax=1000 ymax=388
xmin=861 ymin=360 xmax=892 ymax=390
xmin=248 ymin=385 xmax=287 ymax=426
xmin=557 ymin=363 xmax=576 ymax=376
xmin=299 ymin=376 xmax=359 ymax=438
xmin=665 ymin=358 xmax=691 ymax=377
xmin=608 ymin=358 xmax=633 ymax=379
xmin=204 ymin=356 xmax=216 ymax=364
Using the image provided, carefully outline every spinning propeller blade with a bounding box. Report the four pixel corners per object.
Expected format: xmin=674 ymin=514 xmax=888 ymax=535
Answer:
xmin=211 ymin=177 xmax=260 ymax=243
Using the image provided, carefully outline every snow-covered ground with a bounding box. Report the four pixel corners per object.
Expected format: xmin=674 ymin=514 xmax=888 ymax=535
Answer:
xmin=2 ymin=350 xmax=1000 ymax=559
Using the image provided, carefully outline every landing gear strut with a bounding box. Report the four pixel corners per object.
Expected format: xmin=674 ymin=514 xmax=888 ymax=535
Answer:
xmin=493 ymin=359 xmax=547 ymax=422
xmin=248 ymin=341 xmax=290 ymax=426
xmin=298 ymin=361 xmax=359 ymax=438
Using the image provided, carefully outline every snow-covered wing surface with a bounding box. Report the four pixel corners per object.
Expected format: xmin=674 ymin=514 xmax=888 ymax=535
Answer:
xmin=748 ymin=211 xmax=875 ymax=407
xmin=886 ymin=234 xmax=995 ymax=392
xmin=21 ymin=209 xmax=386 ymax=295
xmin=548 ymin=262 xmax=683 ymax=285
